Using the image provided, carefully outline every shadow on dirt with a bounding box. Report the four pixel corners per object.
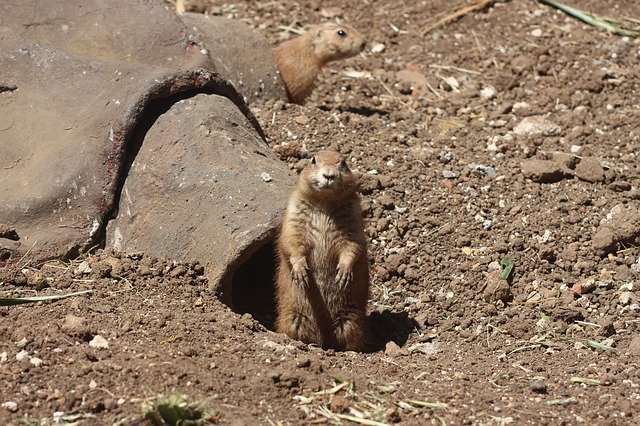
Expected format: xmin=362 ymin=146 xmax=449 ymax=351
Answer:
xmin=368 ymin=309 xmax=416 ymax=352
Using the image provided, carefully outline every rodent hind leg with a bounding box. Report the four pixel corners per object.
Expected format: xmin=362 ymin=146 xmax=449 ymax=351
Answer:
xmin=277 ymin=309 xmax=322 ymax=345
xmin=332 ymin=310 xmax=369 ymax=352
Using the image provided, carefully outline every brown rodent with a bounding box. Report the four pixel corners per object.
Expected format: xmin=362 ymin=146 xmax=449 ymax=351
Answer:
xmin=273 ymin=23 xmax=366 ymax=104
xmin=275 ymin=149 xmax=370 ymax=351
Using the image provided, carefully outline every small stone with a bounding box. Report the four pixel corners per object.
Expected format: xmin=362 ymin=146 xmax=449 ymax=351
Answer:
xmin=89 ymin=335 xmax=109 ymax=349
xmin=386 ymin=407 xmax=402 ymax=423
xmin=385 ymin=341 xmax=408 ymax=356
xmin=513 ymin=116 xmax=560 ymax=136
xmin=2 ymin=401 xmax=18 ymax=412
xmin=29 ymin=357 xmax=43 ymax=367
xmin=572 ymin=278 xmax=596 ymax=295
xmin=260 ymin=172 xmax=273 ymax=182
xmin=472 ymin=164 xmax=497 ymax=178
xmin=293 ymin=115 xmax=309 ymax=125
xmin=0 ymin=352 xmax=7 ymax=362
xmin=89 ymin=380 xmax=98 ymax=389
xmin=442 ymin=170 xmax=456 ymax=179
xmin=407 ymin=342 xmax=438 ymax=355
xmin=575 ymin=157 xmax=605 ymax=183
xmin=483 ymin=270 xmax=512 ymax=303
xmin=376 ymin=195 xmax=395 ymax=209
xmin=330 ymin=395 xmax=350 ymax=413
xmin=531 ymin=28 xmax=543 ymax=37
xmin=480 ymin=86 xmax=497 ymax=100
xmin=74 ymin=260 xmax=92 ymax=276
xmin=531 ymin=379 xmax=548 ymax=393
xmin=61 ymin=314 xmax=88 ymax=336
xmin=521 ymin=159 xmax=572 ymax=183
xmin=15 ymin=350 xmax=29 ymax=361
xmin=371 ymin=43 xmax=386 ymax=53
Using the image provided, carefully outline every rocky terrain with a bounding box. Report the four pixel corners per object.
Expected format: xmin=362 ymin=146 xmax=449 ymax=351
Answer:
xmin=2 ymin=0 xmax=640 ymax=424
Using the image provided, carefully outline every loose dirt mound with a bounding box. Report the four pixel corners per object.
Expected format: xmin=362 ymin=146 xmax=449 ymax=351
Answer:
xmin=2 ymin=0 xmax=640 ymax=424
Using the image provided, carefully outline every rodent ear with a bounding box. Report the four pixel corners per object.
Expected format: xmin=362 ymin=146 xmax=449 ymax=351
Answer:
xmin=311 ymin=156 xmax=317 ymax=165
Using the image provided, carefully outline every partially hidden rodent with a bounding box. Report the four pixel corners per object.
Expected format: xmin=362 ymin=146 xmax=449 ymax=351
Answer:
xmin=273 ymin=23 xmax=366 ymax=104
xmin=275 ymin=149 xmax=370 ymax=351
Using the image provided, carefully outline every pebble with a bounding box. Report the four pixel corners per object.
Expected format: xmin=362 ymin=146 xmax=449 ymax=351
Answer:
xmin=30 ymin=357 xmax=43 ymax=367
xmin=521 ymin=159 xmax=572 ymax=183
xmin=0 ymin=352 xmax=7 ymax=362
xmin=89 ymin=335 xmax=109 ymax=349
xmin=16 ymin=350 xmax=29 ymax=361
xmin=531 ymin=28 xmax=543 ymax=37
xmin=572 ymin=278 xmax=596 ymax=295
xmin=472 ymin=164 xmax=497 ymax=178
xmin=480 ymin=86 xmax=497 ymax=100
xmin=513 ymin=116 xmax=560 ymax=136
xmin=1 ymin=401 xmax=18 ymax=412
xmin=260 ymin=172 xmax=273 ymax=182
xmin=442 ymin=170 xmax=456 ymax=179
xmin=574 ymin=157 xmax=605 ymax=183
xmin=61 ymin=314 xmax=88 ymax=336
xmin=531 ymin=379 xmax=548 ymax=393
xmin=385 ymin=341 xmax=408 ymax=356
xmin=371 ymin=43 xmax=386 ymax=53
xmin=407 ymin=342 xmax=438 ymax=355
xmin=74 ymin=260 xmax=92 ymax=276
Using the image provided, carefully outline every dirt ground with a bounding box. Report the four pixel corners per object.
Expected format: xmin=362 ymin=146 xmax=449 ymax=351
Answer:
xmin=2 ymin=0 xmax=640 ymax=424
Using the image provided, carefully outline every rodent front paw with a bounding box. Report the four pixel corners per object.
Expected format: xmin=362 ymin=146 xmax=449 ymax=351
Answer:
xmin=334 ymin=265 xmax=353 ymax=289
xmin=291 ymin=256 xmax=309 ymax=289
xmin=291 ymin=266 xmax=309 ymax=289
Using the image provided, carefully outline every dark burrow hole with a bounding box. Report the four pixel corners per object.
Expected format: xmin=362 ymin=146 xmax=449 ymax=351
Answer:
xmin=231 ymin=241 xmax=278 ymax=330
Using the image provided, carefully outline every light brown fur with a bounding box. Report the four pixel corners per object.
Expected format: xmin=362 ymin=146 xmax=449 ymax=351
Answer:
xmin=275 ymin=150 xmax=370 ymax=351
xmin=273 ymin=23 xmax=366 ymax=104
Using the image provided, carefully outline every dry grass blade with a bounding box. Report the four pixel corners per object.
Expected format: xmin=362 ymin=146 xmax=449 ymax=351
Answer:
xmin=407 ymin=399 xmax=449 ymax=410
xmin=332 ymin=412 xmax=389 ymax=426
xmin=570 ymin=377 xmax=602 ymax=386
xmin=547 ymin=397 xmax=577 ymax=406
xmin=421 ymin=0 xmax=506 ymax=36
xmin=0 ymin=290 xmax=93 ymax=306
xmin=538 ymin=0 xmax=640 ymax=37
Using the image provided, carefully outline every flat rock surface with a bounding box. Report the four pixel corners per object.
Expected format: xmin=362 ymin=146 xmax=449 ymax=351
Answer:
xmin=2 ymin=0 xmax=640 ymax=425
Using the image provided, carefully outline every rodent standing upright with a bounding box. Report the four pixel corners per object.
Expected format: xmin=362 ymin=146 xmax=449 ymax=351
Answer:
xmin=275 ymin=149 xmax=370 ymax=351
xmin=273 ymin=23 xmax=366 ymax=104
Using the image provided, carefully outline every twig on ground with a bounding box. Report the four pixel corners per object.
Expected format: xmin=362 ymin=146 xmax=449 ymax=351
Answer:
xmin=421 ymin=0 xmax=506 ymax=36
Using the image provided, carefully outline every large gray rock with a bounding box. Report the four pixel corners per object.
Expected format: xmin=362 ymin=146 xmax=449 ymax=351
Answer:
xmin=0 ymin=0 xmax=294 ymax=307
xmin=106 ymin=93 xmax=294 ymax=304
xmin=178 ymin=13 xmax=287 ymax=103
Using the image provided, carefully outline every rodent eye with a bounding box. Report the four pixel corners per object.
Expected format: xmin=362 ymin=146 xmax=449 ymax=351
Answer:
xmin=311 ymin=157 xmax=316 ymax=165
xmin=340 ymin=159 xmax=348 ymax=168
xmin=337 ymin=29 xmax=347 ymax=37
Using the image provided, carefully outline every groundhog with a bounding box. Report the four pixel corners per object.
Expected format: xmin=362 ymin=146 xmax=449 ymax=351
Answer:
xmin=275 ymin=149 xmax=370 ymax=351
xmin=273 ymin=23 xmax=366 ymax=104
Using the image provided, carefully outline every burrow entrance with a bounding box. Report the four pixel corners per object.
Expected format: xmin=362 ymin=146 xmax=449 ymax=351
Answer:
xmin=230 ymin=240 xmax=279 ymax=330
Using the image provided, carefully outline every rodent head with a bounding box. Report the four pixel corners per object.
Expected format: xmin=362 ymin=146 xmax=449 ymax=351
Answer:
xmin=299 ymin=149 xmax=358 ymax=202
xmin=311 ymin=23 xmax=366 ymax=65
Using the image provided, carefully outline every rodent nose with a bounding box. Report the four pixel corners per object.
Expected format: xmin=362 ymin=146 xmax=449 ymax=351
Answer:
xmin=360 ymin=40 xmax=366 ymax=50
xmin=323 ymin=172 xmax=335 ymax=180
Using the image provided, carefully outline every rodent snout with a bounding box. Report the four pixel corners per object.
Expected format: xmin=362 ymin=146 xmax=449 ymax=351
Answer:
xmin=322 ymin=172 xmax=336 ymax=181
xmin=359 ymin=40 xmax=366 ymax=51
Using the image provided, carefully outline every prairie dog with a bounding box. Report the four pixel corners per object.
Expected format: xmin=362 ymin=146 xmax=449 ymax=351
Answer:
xmin=273 ymin=23 xmax=366 ymax=104
xmin=275 ymin=150 xmax=370 ymax=351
